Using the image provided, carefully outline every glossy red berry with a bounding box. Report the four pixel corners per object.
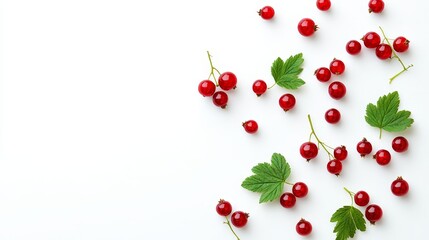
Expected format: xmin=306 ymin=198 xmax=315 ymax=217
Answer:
xmin=393 ymin=36 xmax=410 ymax=53
xmin=218 ymin=72 xmax=237 ymax=91
xmin=346 ymin=40 xmax=362 ymax=55
xmin=300 ymin=142 xmax=318 ymax=161
xmin=279 ymin=93 xmax=296 ymax=111
xmin=258 ymin=6 xmax=275 ymax=20
xmin=242 ymin=120 xmax=258 ymax=134
xmin=314 ymin=67 xmax=331 ymax=82
xmin=231 ymin=211 xmax=249 ymax=228
xmin=365 ymin=204 xmax=383 ymax=224
xmin=292 ymin=182 xmax=309 ymax=198
xmin=327 ymin=159 xmax=342 ymax=175
xmin=329 ymin=59 xmax=345 ymax=75
xmin=375 ymin=43 xmax=392 ymax=60
xmin=298 ymin=18 xmax=317 ymax=37
xmin=391 ymin=177 xmax=409 ymax=196
xmin=368 ymin=0 xmax=384 ymax=13
xmin=212 ymin=91 xmax=228 ymax=108
xmin=354 ymin=191 xmax=370 ymax=206
xmin=252 ymin=80 xmax=268 ymax=96
xmin=374 ymin=149 xmax=391 ymax=166
xmin=198 ymin=80 xmax=216 ymax=97
xmin=334 ymin=146 xmax=348 ymax=161
xmin=280 ymin=192 xmax=296 ymax=208
xmin=316 ymin=0 xmax=331 ymax=11
xmin=357 ymin=138 xmax=373 ymax=157
xmin=362 ymin=32 xmax=381 ymax=48
xmin=392 ymin=136 xmax=409 ymax=153
xmin=216 ymin=199 xmax=232 ymax=216
xmin=328 ymin=81 xmax=346 ymax=100
xmin=296 ymin=219 xmax=312 ymax=236
xmin=325 ymin=108 xmax=341 ymax=124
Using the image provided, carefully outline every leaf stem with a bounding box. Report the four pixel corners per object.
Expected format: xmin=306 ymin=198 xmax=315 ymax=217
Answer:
xmin=224 ymin=216 xmax=240 ymax=240
xmin=343 ymin=187 xmax=355 ymax=206
xmin=307 ymin=114 xmax=334 ymax=159
xmin=284 ymin=181 xmax=294 ymax=186
xmin=207 ymin=51 xmax=221 ymax=86
xmin=268 ymin=82 xmax=277 ymax=89
xmin=379 ymin=128 xmax=382 ymax=139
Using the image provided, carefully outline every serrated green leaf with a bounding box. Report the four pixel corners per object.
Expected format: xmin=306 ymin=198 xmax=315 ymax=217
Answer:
xmin=283 ymin=53 xmax=304 ymax=75
xmin=241 ymin=153 xmax=291 ymax=203
xmin=270 ymin=53 xmax=305 ymax=90
xmin=271 ymin=57 xmax=285 ymax=82
xmin=330 ymin=206 xmax=366 ymax=240
xmin=276 ymin=74 xmax=305 ymax=90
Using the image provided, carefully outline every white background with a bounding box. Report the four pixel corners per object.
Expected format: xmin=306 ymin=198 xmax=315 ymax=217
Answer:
xmin=1 ymin=0 xmax=429 ymax=239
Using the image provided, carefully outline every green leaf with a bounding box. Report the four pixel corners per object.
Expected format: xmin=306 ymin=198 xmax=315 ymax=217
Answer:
xmin=365 ymin=91 xmax=414 ymax=138
xmin=330 ymin=206 xmax=366 ymax=240
xmin=241 ymin=153 xmax=291 ymax=203
xmin=270 ymin=53 xmax=305 ymax=90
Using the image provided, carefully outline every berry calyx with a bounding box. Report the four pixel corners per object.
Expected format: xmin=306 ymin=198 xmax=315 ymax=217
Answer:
xmin=391 ymin=176 xmax=409 ymax=196
xmin=392 ymin=136 xmax=409 ymax=152
xmin=252 ymin=80 xmax=268 ymax=96
xmin=279 ymin=93 xmax=296 ymax=111
xmin=365 ymin=204 xmax=383 ymax=224
xmin=316 ymin=0 xmax=331 ymax=11
xmin=242 ymin=120 xmax=258 ymax=134
xmin=292 ymin=182 xmax=309 ymax=198
xmin=346 ymin=40 xmax=362 ymax=55
xmin=216 ymin=199 xmax=232 ymax=216
xmin=328 ymin=81 xmax=347 ymax=100
xmin=362 ymin=32 xmax=381 ymax=48
xmin=198 ymin=80 xmax=216 ymax=97
xmin=298 ymin=18 xmax=318 ymax=37
xmin=258 ymin=6 xmax=275 ymax=20
xmin=327 ymin=159 xmax=342 ymax=175
xmin=296 ymin=219 xmax=312 ymax=236
xmin=368 ymin=0 xmax=385 ymax=13
xmin=325 ymin=108 xmax=341 ymax=124
xmin=357 ymin=138 xmax=373 ymax=157
xmin=231 ymin=211 xmax=249 ymax=228
xmin=329 ymin=59 xmax=345 ymax=75
xmin=334 ymin=146 xmax=348 ymax=161
xmin=373 ymin=149 xmax=391 ymax=166
xmin=393 ymin=36 xmax=410 ymax=53
xmin=375 ymin=43 xmax=392 ymax=60
xmin=300 ymin=142 xmax=318 ymax=161
xmin=280 ymin=192 xmax=297 ymax=208
xmin=212 ymin=91 xmax=229 ymax=108
xmin=218 ymin=72 xmax=237 ymax=91
xmin=354 ymin=191 xmax=370 ymax=206
xmin=314 ymin=67 xmax=331 ymax=82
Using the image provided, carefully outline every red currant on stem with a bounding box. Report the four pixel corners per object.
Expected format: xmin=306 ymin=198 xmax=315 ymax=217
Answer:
xmin=305 ymin=114 xmax=336 ymax=161
xmin=242 ymin=120 xmax=258 ymax=134
xmin=391 ymin=176 xmax=409 ymax=196
xmin=292 ymin=182 xmax=309 ymax=198
xmin=252 ymin=80 xmax=267 ymax=96
xmin=393 ymin=36 xmax=410 ymax=53
xmin=344 ymin=187 xmax=370 ymax=207
xmin=231 ymin=211 xmax=249 ymax=228
xmin=216 ymin=200 xmax=241 ymax=240
xmin=362 ymin=32 xmax=381 ymax=48
xmin=334 ymin=146 xmax=348 ymax=161
xmin=327 ymin=159 xmax=343 ymax=175
xmin=258 ymin=6 xmax=275 ymax=20
xmin=212 ymin=91 xmax=228 ymax=108
xmin=375 ymin=43 xmax=392 ymax=60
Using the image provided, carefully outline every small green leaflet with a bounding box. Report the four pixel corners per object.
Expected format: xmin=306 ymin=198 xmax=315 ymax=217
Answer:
xmin=365 ymin=91 xmax=414 ymax=138
xmin=330 ymin=206 xmax=366 ymax=240
xmin=271 ymin=53 xmax=305 ymax=90
xmin=241 ymin=153 xmax=291 ymax=203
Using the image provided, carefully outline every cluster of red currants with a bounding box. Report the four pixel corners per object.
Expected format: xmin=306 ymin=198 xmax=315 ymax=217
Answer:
xmin=215 ymin=199 xmax=249 ymax=239
xmin=346 ymin=188 xmax=384 ymax=224
xmin=357 ymin=136 xmax=408 ymax=166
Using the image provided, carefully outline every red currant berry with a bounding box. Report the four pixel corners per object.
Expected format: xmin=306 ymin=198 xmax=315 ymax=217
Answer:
xmin=368 ymin=0 xmax=384 ymax=13
xmin=375 ymin=43 xmax=392 ymax=60
xmin=327 ymin=159 xmax=342 ymax=175
xmin=391 ymin=176 xmax=409 ymax=196
xmin=258 ymin=6 xmax=275 ymax=20
xmin=297 ymin=18 xmax=317 ymax=37
xmin=231 ymin=211 xmax=249 ymax=228
xmin=325 ymin=108 xmax=341 ymax=124
xmin=198 ymin=80 xmax=216 ymax=97
xmin=392 ymin=136 xmax=409 ymax=153
xmin=393 ymin=36 xmax=410 ymax=53
xmin=292 ymin=182 xmax=309 ymax=198
xmin=365 ymin=204 xmax=383 ymax=224
xmin=373 ymin=149 xmax=391 ymax=166
xmin=242 ymin=120 xmax=258 ymax=134
xmin=354 ymin=191 xmax=370 ymax=206
xmin=252 ymin=80 xmax=267 ymax=96
xmin=346 ymin=40 xmax=362 ymax=55
xmin=328 ymin=81 xmax=346 ymax=100
xmin=357 ymin=138 xmax=373 ymax=157
xmin=362 ymin=32 xmax=381 ymax=48
xmin=212 ymin=91 xmax=228 ymax=108
xmin=280 ymin=192 xmax=296 ymax=208
xmin=279 ymin=93 xmax=296 ymax=111
xmin=218 ymin=72 xmax=237 ymax=91
xmin=316 ymin=0 xmax=331 ymax=11
xmin=216 ymin=199 xmax=232 ymax=216
xmin=300 ymin=142 xmax=318 ymax=161
xmin=296 ymin=219 xmax=312 ymax=236
xmin=329 ymin=59 xmax=345 ymax=75
xmin=314 ymin=67 xmax=331 ymax=82
xmin=334 ymin=146 xmax=348 ymax=161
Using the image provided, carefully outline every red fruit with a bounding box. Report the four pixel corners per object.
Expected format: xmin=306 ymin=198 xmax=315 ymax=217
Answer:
xmin=373 ymin=149 xmax=391 ymax=166
xmin=298 ymin=18 xmax=317 ymax=37
xmin=328 ymin=81 xmax=346 ymax=100
xmin=362 ymin=32 xmax=381 ymax=48
xmin=292 ymin=182 xmax=309 ymax=198
xmin=280 ymin=192 xmax=296 ymax=208
xmin=314 ymin=67 xmax=331 ymax=82
xmin=391 ymin=176 xmax=409 ymax=196
xmin=252 ymin=80 xmax=268 ymax=96
xmin=393 ymin=36 xmax=410 ymax=53
xmin=258 ymin=6 xmax=275 ymax=20
xmin=365 ymin=204 xmax=383 ymax=224
xmin=198 ymin=80 xmax=216 ymax=97
xmin=316 ymin=0 xmax=331 ymax=11
xmin=329 ymin=59 xmax=345 ymax=75
xmin=334 ymin=146 xmax=348 ymax=161
xmin=346 ymin=40 xmax=362 ymax=55
xmin=392 ymin=136 xmax=409 ymax=153
xmin=242 ymin=120 xmax=258 ymax=134
xmin=216 ymin=199 xmax=232 ymax=216
xmin=218 ymin=72 xmax=237 ymax=90
xmin=368 ymin=0 xmax=385 ymax=13
xmin=354 ymin=191 xmax=370 ymax=206
xmin=296 ymin=219 xmax=312 ymax=236
xmin=300 ymin=142 xmax=318 ymax=161
xmin=325 ymin=108 xmax=341 ymax=124
xmin=357 ymin=138 xmax=373 ymax=157
xmin=231 ymin=211 xmax=249 ymax=228
xmin=279 ymin=93 xmax=296 ymax=111
xmin=375 ymin=43 xmax=392 ymax=60
xmin=212 ymin=91 xmax=228 ymax=108
xmin=327 ymin=159 xmax=342 ymax=175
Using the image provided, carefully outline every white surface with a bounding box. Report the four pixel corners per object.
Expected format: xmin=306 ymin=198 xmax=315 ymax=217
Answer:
xmin=1 ymin=0 xmax=429 ymax=239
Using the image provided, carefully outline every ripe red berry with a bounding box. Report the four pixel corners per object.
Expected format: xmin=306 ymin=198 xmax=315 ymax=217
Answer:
xmin=393 ymin=36 xmax=410 ymax=53
xmin=300 ymin=142 xmax=318 ymax=161
xmin=334 ymin=146 xmax=348 ymax=161
xmin=296 ymin=219 xmax=312 ymax=236
xmin=252 ymin=80 xmax=268 ymax=96
xmin=362 ymin=32 xmax=381 ymax=48
xmin=216 ymin=199 xmax=232 ymax=216
xmin=375 ymin=43 xmax=392 ymax=60
xmin=198 ymin=80 xmax=216 ymax=97
xmin=231 ymin=211 xmax=249 ymax=228
xmin=292 ymin=182 xmax=309 ymax=198
xmin=314 ymin=67 xmax=331 ymax=82
xmin=357 ymin=138 xmax=373 ymax=157
xmin=242 ymin=120 xmax=258 ymax=134
xmin=368 ymin=0 xmax=384 ymax=13
xmin=316 ymin=0 xmax=331 ymax=11
xmin=327 ymin=159 xmax=342 ymax=175
xmin=328 ymin=81 xmax=346 ymax=100
xmin=218 ymin=72 xmax=237 ymax=91
xmin=392 ymin=136 xmax=409 ymax=153
xmin=391 ymin=176 xmax=409 ymax=196
xmin=280 ymin=192 xmax=296 ymax=208
xmin=329 ymin=59 xmax=345 ymax=75
xmin=297 ymin=18 xmax=317 ymax=37
xmin=279 ymin=93 xmax=296 ymax=111
xmin=258 ymin=6 xmax=275 ymax=20
xmin=354 ymin=191 xmax=370 ymax=206
xmin=373 ymin=149 xmax=391 ymax=166
xmin=325 ymin=108 xmax=341 ymax=124
xmin=346 ymin=40 xmax=362 ymax=55
xmin=212 ymin=91 xmax=229 ymax=108
xmin=365 ymin=204 xmax=383 ymax=224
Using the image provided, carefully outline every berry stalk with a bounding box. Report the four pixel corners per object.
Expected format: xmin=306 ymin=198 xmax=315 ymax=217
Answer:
xmin=344 ymin=187 xmax=355 ymax=205
xmin=207 ymin=51 xmax=221 ymax=86
xmin=307 ymin=114 xmax=334 ymax=159
xmin=224 ymin=216 xmax=240 ymax=240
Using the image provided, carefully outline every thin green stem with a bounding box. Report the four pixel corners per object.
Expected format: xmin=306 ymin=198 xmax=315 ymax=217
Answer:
xmin=307 ymin=114 xmax=334 ymax=159
xmin=343 ymin=187 xmax=355 ymax=205
xmin=268 ymin=82 xmax=277 ymax=89
xmin=224 ymin=216 xmax=240 ymax=240
xmin=207 ymin=51 xmax=220 ymax=86
xmin=379 ymin=128 xmax=382 ymax=139
xmin=389 ymin=64 xmax=413 ymax=83
xmin=285 ymin=181 xmax=294 ymax=186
